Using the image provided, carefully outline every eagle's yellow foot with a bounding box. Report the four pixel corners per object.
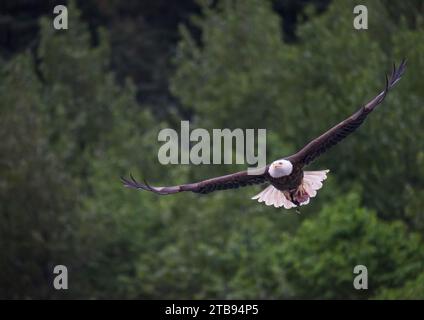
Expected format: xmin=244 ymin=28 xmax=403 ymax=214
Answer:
xmin=293 ymin=185 xmax=310 ymax=205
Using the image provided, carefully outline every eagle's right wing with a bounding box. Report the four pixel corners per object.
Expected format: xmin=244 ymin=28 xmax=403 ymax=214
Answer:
xmin=121 ymin=168 xmax=268 ymax=195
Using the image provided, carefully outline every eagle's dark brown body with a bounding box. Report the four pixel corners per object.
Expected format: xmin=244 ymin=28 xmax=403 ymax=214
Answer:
xmin=265 ymin=163 xmax=304 ymax=192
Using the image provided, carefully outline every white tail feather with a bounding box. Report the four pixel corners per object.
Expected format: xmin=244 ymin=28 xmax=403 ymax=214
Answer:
xmin=251 ymin=169 xmax=329 ymax=209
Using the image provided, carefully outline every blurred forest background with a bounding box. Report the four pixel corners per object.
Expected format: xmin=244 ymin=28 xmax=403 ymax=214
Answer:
xmin=1 ymin=0 xmax=424 ymax=299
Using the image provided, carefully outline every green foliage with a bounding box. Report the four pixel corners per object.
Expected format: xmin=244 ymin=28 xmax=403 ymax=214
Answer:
xmin=37 ymin=1 xmax=141 ymax=183
xmin=376 ymin=271 xmax=424 ymax=299
xmin=127 ymin=194 xmax=300 ymax=299
xmin=0 ymin=54 xmax=80 ymax=298
xmin=0 ymin=1 xmax=158 ymax=298
xmin=172 ymin=0 xmax=288 ymax=129
xmin=280 ymin=193 xmax=424 ymax=299
xmin=2 ymin=0 xmax=424 ymax=299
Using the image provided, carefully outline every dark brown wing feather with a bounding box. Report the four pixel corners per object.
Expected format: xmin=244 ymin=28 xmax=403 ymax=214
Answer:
xmin=286 ymin=59 xmax=407 ymax=166
xmin=121 ymin=168 xmax=268 ymax=195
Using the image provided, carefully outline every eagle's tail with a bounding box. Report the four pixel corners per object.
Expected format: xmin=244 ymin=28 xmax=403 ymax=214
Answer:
xmin=251 ymin=170 xmax=329 ymax=209
xmin=251 ymin=185 xmax=296 ymax=209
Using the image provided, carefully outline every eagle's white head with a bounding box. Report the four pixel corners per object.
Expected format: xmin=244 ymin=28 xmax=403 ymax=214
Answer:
xmin=269 ymin=159 xmax=293 ymax=178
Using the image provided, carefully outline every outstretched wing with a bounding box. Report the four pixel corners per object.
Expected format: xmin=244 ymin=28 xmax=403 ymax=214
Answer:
xmin=121 ymin=168 xmax=268 ymax=195
xmin=286 ymin=59 xmax=407 ymax=166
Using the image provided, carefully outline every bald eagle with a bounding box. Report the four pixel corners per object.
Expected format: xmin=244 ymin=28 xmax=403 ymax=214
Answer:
xmin=122 ymin=60 xmax=406 ymax=209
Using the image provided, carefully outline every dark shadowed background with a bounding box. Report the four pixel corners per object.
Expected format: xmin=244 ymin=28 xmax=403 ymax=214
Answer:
xmin=1 ymin=0 xmax=424 ymax=299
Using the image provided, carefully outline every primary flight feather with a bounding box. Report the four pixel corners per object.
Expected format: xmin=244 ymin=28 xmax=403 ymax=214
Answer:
xmin=122 ymin=60 xmax=407 ymax=209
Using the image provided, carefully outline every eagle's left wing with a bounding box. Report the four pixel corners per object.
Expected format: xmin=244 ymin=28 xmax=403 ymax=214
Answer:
xmin=286 ymin=59 xmax=407 ymax=167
